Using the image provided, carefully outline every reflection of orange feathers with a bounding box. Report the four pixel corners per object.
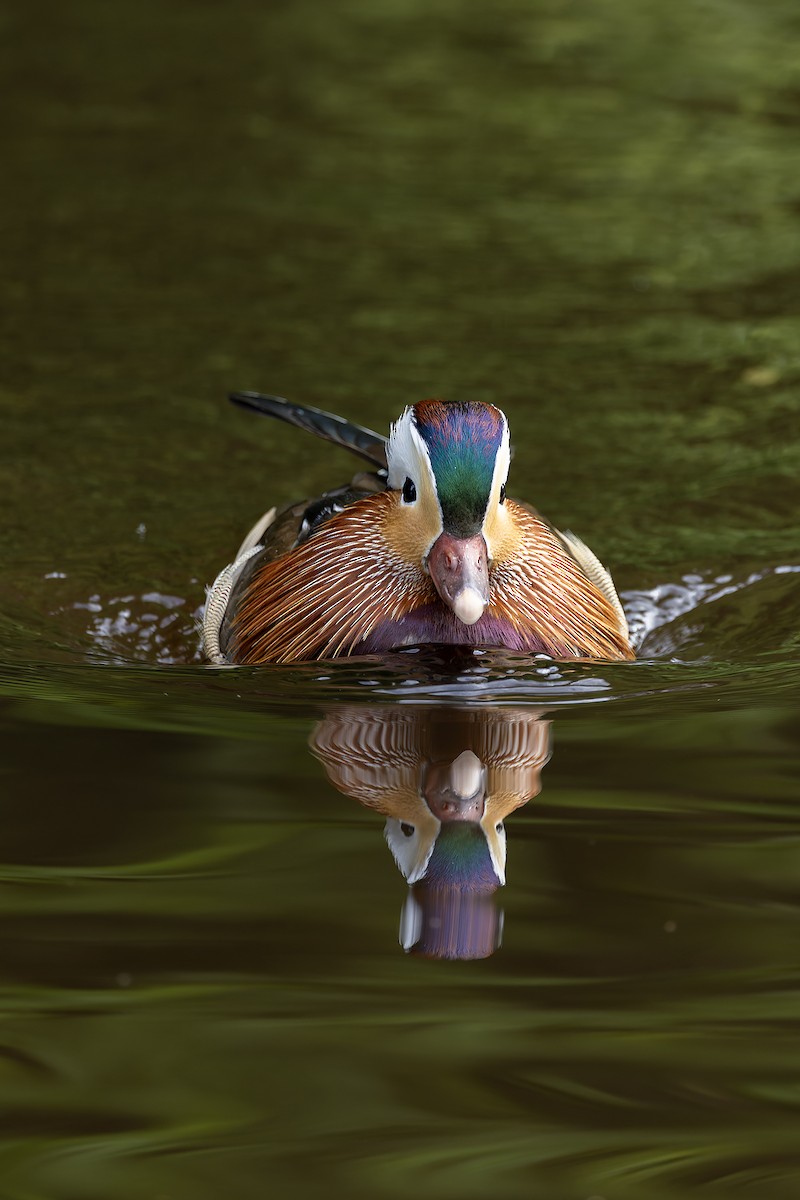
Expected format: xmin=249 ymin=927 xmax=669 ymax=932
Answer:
xmin=473 ymin=707 xmax=552 ymax=821
xmin=310 ymin=705 xmax=425 ymax=822
xmin=311 ymin=705 xmax=552 ymax=825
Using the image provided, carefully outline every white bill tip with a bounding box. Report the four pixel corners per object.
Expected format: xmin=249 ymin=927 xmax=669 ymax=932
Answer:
xmin=452 ymin=587 xmax=486 ymax=625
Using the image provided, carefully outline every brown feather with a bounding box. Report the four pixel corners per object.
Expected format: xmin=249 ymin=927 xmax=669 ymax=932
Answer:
xmin=230 ymin=493 xmax=634 ymax=664
xmin=231 ymin=492 xmax=433 ymax=664
xmin=488 ymin=500 xmax=634 ymax=660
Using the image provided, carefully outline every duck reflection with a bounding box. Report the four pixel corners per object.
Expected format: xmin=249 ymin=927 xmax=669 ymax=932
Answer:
xmin=310 ymin=706 xmax=551 ymax=960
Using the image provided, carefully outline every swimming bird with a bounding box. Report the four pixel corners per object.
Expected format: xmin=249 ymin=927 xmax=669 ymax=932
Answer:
xmin=203 ymin=392 xmax=634 ymax=664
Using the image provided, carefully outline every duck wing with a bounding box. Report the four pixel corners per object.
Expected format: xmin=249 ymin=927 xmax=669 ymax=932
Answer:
xmin=230 ymin=391 xmax=388 ymax=468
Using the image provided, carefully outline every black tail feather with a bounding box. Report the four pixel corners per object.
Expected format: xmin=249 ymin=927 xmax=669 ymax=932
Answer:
xmin=230 ymin=392 xmax=388 ymax=469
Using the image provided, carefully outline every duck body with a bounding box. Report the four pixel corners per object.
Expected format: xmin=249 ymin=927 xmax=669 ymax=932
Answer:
xmin=203 ymin=392 xmax=634 ymax=665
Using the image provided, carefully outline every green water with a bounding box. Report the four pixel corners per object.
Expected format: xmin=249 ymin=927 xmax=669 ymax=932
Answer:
xmin=2 ymin=0 xmax=800 ymax=1196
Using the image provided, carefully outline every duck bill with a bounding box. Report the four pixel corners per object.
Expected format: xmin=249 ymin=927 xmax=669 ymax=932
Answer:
xmin=422 ymin=751 xmax=487 ymax=822
xmin=427 ymin=532 xmax=490 ymax=625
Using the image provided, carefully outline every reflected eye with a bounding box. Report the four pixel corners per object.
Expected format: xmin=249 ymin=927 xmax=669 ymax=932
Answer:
xmin=499 ymin=484 xmax=506 ymax=504
xmin=400 ymin=822 xmax=415 ymax=837
xmin=402 ymin=477 xmax=416 ymax=504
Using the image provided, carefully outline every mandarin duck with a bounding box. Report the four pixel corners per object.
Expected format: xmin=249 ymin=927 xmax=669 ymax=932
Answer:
xmin=202 ymin=393 xmax=634 ymax=665
xmin=311 ymin=704 xmax=552 ymax=958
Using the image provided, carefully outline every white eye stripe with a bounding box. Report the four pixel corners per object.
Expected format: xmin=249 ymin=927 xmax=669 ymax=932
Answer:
xmin=488 ymin=421 xmax=510 ymax=500
xmin=387 ymin=408 xmax=438 ymax=504
xmin=482 ymin=417 xmax=511 ymax=558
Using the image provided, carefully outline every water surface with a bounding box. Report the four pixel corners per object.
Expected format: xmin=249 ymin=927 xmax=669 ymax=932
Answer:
xmin=2 ymin=0 xmax=800 ymax=1196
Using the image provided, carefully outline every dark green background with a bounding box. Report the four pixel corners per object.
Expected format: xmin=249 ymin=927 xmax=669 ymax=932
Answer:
xmin=1 ymin=0 xmax=799 ymax=1196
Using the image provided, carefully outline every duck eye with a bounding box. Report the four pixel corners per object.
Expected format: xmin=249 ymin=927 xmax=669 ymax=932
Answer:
xmin=400 ymin=822 xmax=415 ymax=837
xmin=499 ymin=484 xmax=506 ymax=504
xmin=496 ymin=822 xmax=504 ymax=833
xmin=402 ymin=477 xmax=417 ymax=504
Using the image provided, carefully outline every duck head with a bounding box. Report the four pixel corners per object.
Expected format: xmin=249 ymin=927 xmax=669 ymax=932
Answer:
xmin=385 ymin=399 xmax=513 ymax=625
